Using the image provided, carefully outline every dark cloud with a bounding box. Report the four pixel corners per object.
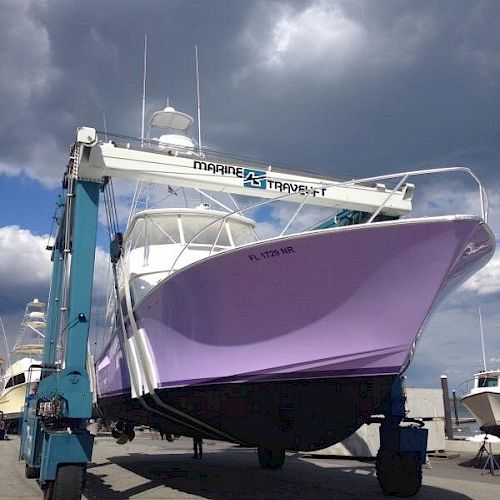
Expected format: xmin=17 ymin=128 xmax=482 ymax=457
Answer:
xmin=1 ymin=1 xmax=499 ymax=387
xmin=1 ymin=0 xmax=500 ymax=185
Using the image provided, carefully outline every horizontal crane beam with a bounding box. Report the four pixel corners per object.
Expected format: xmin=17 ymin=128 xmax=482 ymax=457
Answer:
xmin=75 ymin=127 xmax=413 ymax=216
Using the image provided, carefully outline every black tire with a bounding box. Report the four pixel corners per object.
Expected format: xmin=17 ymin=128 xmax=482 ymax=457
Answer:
xmin=126 ymin=428 xmax=136 ymax=442
xmin=258 ymin=447 xmax=285 ymax=470
xmin=25 ymin=464 xmax=40 ymax=479
xmin=376 ymin=451 xmax=422 ymax=497
xmin=45 ymin=464 xmax=85 ymax=500
xmin=42 ymin=481 xmax=54 ymax=500
xmin=111 ymin=427 xmax=121 ymax=440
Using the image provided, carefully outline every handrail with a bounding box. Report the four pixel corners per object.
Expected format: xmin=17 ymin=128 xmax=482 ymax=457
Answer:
xmin=339 ymin=166 xmax=488 ymax=224
xmin=166 ymin=186 xmax=325 ymax=275
xmin=102 ymin=132 xmax=488 ymax=223
xmin=459 ymin=373 xmax=500 ymax=397
xmin=158 ymin=166 xmax=488 ymax=277
xmin=458 ymin=379 xmax=475 ymax=397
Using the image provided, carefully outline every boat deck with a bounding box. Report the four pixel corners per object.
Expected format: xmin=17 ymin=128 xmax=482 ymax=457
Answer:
xmin=2 ymin=433 xmax=500 ymax=499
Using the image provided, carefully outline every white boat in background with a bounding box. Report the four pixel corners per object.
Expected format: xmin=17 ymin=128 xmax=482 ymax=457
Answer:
xmin=460 ymin=309 xmax=500 ymax=438
xmin=0 ymin=300 xmax=45 ymax=429
xmin=461 ymin=370 xmax=500 ymax=438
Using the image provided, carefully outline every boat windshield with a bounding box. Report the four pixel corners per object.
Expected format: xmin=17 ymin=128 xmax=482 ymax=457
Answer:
xmin=478 ymin=376 xmax=499 ymax=388
xmin=182 ymin=215 xmax=231 ymax=246
xmin=124 ymin=211 xmax=257 ymax=305
xmin=126 ymin=212 xmax=257 ymax=251
xmin=4 ymin=372 xmax=26 ymax=389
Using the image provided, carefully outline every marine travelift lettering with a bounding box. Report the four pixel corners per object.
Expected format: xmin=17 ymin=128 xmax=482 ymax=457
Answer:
xmin=193 ymin=160 xmax=327 ymax=197
xmin=193 ymin=160 xmax=244 ymax=178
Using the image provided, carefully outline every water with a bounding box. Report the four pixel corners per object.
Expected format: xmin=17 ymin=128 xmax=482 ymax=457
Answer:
xmin=453 ymin=421 xmax=480 ymax=438
xmin=452 ymin=400 xmax=480 ymax=438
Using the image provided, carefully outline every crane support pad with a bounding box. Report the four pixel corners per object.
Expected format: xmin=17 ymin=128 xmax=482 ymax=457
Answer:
xmin=379 ymin=427 xmax=429 ymax=465
xmin=40 ymin=432 xmax=94 ymax=481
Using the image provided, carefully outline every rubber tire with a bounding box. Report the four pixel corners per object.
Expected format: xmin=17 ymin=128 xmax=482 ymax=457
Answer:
xmin=126 ymin=428 xmax=136 ymax=442
xmin=111 ymin=427 xmax=122 ymax=440
xmin=25 ymin=464 xmax=40 ymax=479
xmin=44 ymin=464 xmax=85 ymax=500
xmin=376 ymin=451 xmax=422 ymax=497
xmin=43 ymin=481 xmax=54 ymax=500
xmin=258 ymin=447 xmax=285 ymax=470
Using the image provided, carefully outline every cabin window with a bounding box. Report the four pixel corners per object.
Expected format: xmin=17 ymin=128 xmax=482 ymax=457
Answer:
xmin=181 ymin=216 xmax=231 ymax=246
xmin=478 ymin=377 xmax=498 ymax=388
xmin=130 ymin=272 xmax=167 ymax=304
xmin=5 ymin=372 xmax=26 ymax=389
xmin=228 ymin=221 xmax=257 ymax=245
xmin=147 ymin=216 xmax=181 ymax=245
xmin=126 ymin=218 xmax=145 ymax=253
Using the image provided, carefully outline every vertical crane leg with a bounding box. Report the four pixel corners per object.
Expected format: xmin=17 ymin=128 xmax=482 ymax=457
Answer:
xmin=20 ymin=181 xmax=100 ymax=499
xmin=20 ymin=243 xmax=64 ymax=479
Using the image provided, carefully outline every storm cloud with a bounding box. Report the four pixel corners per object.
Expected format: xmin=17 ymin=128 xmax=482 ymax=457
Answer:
xmin=1 ymin=0 xmax=499 ymax=390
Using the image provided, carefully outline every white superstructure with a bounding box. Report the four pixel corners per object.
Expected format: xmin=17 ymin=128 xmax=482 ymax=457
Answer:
xmin=0 ymin=300 xmax=45 ymax=425
xmin=461 ymin=370 xmax=500 ymax=437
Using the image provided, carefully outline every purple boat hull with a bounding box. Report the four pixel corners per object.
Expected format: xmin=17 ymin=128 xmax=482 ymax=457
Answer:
xmin=96 ymin=216 xmax=494 ymax=449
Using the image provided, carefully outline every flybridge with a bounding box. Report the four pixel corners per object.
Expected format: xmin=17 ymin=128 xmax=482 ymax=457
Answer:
xmin=75 ymin=127 xmax=414 ymax=216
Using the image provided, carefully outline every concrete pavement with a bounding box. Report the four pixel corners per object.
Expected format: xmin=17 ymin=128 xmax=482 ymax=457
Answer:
xmin=1 ymin=432 xmax=500 ymax=499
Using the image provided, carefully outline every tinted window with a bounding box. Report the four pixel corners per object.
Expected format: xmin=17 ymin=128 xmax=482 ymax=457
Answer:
xmin=4 ymin=373 xmax=25 ymax=388
xmin=478 ymin=377 xmax=498 ymax=388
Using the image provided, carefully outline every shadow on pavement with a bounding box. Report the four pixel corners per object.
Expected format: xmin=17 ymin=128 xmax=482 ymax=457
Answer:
xmin=84 ymin=446 xmax=474 ymax=499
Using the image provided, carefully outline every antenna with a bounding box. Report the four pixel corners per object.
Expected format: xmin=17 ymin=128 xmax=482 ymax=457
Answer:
xmin=0 ymin=316 xmax=12 ymax=372
xmin=195 ymin=44 xmax=202 ymax=154
xmin=479 ymin=307 xmax=487 ymax=371
xmin=141 ymin=34 xmax=148 ymax=146
xmin=102 ymin=113 xmax=108 ymax=141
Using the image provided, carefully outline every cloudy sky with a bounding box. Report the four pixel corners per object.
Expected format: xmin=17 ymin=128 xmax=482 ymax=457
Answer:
xmin=1 ymin=0 xmax=499 ymax=393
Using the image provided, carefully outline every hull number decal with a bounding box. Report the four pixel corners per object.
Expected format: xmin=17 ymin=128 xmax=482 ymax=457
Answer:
xmin=248 ymin=246 xmax=295 ymax=262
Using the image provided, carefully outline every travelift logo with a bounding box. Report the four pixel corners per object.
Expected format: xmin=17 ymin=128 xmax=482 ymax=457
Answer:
xmin=192 ymin=160 xmax=327 ymax=197
xmin=243 ymin=168 xmax=267 ymax=189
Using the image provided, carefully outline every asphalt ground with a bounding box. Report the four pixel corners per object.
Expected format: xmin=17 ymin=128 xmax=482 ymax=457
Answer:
xmin=1 ymin=432 xmax=500 ymax=499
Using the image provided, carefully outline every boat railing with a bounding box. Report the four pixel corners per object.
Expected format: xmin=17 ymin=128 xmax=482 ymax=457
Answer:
xmin=99 ymin=131 xmax=349 ymax=185
xmin=166 ymin=188 xmax=321 ymax=275
xmin=459 ymin=378 xmax=476 ymax=397
xmin=100 ymin=132 xmax=488 ymax=223
xmin=459 ymin=376 xmax=500 ymax=397
xmin=337 ymin=166 xmax=488 ymax=224
xmin=167 ymin=166 xmax=489 ymax=277
xmin=98 ymin=132 xmax=251 ymax=166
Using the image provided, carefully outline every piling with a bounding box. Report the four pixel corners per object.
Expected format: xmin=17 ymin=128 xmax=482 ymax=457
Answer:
xmin=452 ymin=389 xmax=460 ymax=426
xmin=440 ymin=375 xmax=453 ymax=439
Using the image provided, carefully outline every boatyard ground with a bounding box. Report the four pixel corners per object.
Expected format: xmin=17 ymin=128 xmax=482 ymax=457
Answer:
xmin=2 ymin=432 xmax=500 ymax=499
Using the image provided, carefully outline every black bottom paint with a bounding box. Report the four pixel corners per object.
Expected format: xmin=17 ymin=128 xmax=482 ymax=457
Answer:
xmin=97 ymin=375 xmax=396 ymax=452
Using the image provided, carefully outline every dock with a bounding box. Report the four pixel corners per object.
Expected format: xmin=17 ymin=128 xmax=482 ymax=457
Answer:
xmin=2 ymin=432 xmax=500 ymax=499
